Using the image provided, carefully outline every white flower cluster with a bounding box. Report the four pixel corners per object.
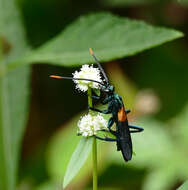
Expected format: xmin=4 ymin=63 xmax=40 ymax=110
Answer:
xmin=78 ymin=113 xmax=108 ymax=137
xmin=73 ymin=64 xmax=102 ymax=92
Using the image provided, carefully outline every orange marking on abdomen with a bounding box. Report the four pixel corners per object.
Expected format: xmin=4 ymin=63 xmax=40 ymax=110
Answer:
xmin=118 ymin=106 xmax=127 ymax=122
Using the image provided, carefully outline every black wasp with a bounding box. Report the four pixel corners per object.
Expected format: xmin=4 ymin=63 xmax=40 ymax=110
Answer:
xmin=50 ymin=48 xmax=144 ymax=162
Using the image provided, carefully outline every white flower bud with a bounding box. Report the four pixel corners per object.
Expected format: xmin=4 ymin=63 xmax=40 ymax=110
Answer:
xmin=73 ymin=64 xmax=102 ymax=92
xmin=78 ymin=113 xmax=108 ymax=137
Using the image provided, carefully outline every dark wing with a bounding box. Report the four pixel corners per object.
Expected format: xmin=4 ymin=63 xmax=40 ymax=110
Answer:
xmin=117 ymin=106 xmax=132 ymax=162
xmin=118 ymin=121 xmax=132 ymax=162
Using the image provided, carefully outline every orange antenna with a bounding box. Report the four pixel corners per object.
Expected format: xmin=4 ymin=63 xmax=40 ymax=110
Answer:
xmin=89 ymin=48 xmax=94 ymax=55
xmin=49 ymin=75 xmax=104 ymax=86
xmin=50 ymin=75 xmax=63 ymax=79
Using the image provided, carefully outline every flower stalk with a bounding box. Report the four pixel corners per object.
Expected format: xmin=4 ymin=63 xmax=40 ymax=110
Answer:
xmin=92 ymin=136 xmax=97 ymax=190
xmin=88 ymin=88 xmax=98 ymax=190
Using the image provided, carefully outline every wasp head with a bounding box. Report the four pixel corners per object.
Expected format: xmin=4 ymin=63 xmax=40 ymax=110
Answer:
xmin=102 ymin=84 xmax=114 ymax=94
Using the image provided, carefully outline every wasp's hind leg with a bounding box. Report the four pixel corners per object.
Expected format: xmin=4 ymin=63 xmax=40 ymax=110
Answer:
xmin=78 ymin=133 xmax=118 ymax=142
xmin=126 ymin=109 xmax=131 ymax=114
xmin=129 ymin=125 xmax=144 ymax=133
xmin=116 ymin=141 xmax=121 ymax=151
xmin=95 ymin=135 xmax=118 ymax=142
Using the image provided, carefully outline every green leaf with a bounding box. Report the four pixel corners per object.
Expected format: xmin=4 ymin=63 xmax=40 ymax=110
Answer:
xmin=106 ymin=63 xmax=137 ymax=108
xmin=178 ymin=181 xmax=188 ymax=190
xmin=10 ymin=12 xmax=183 ymax=69
xmin=46 ymin=116 xmax=82 ymax=180
xmin=63 ymin=137 xmax=93 ymax=188
xmin=0 ymin=0 xmax=31 ymax=189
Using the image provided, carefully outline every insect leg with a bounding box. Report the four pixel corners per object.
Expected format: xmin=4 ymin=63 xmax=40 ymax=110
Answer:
xmin=99 ymin=129 xmax=117 ymax=139
xmin=108 ymin=117 xmax=114 ymax=129
xmin=107 ymin=117 xmax=118 ymax=136
xmin=87 ymin=95 xmax=100 ymax=100
xmin=116 ymin=141 xmax=121 ymax=151
xmin=87 ymin=91 xmax=101 ymax=100
xmin=129 ymin=125 xmax=144 ymax=133
xmin=126 ymin=109 xmax=131 ymax=114
xmin=95 ymin=135 xmax=118 ymax=142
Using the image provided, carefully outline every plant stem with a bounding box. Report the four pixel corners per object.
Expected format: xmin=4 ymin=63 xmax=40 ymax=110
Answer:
xmin=88 ymin=88 xmax=98 ymax=190
xmin=92 ymin=136 xmax=98 ymax=190
xmin=88 ymin=88 xmax=93 ymax=111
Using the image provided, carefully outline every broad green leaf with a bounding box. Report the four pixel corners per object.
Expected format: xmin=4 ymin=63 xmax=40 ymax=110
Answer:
xmin=0 ymin=0 xmax=31 ymax=189
xmin=178 ymin=181 xmax=188 ymax=190
xmin=9 ymin=12 xmax=183 ymax=69
xmin=106 ymin=63 xmax=137 ymax=108
xmin=46 ymin=116 xmax=82 ymax=181
xmin=63 ymin=137 xmax=93 ymax=188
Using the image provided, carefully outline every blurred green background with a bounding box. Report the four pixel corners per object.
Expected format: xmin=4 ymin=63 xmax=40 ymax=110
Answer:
xmin=1 ymin=0 xmax=188 ymax=190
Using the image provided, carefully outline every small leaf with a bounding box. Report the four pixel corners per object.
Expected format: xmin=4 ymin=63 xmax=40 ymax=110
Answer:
xmin=10 ymin=12 xmax=183 ymax=69
xmin=63 ymin=137 xmax=93 ymax=188
xmin=178 ymin=181 xmax=188 ymax=190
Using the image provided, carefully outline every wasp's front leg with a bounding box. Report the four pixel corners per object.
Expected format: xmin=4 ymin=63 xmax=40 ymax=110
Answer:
xmin=87 ymin=94 xmax=100 ymax=101
xmin=87 ymin=90 xmax=102 ymax=100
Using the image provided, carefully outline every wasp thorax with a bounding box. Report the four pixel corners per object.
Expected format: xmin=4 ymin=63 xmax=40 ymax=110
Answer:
xmin=103 ymin=85 xmax=115 ymax=93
